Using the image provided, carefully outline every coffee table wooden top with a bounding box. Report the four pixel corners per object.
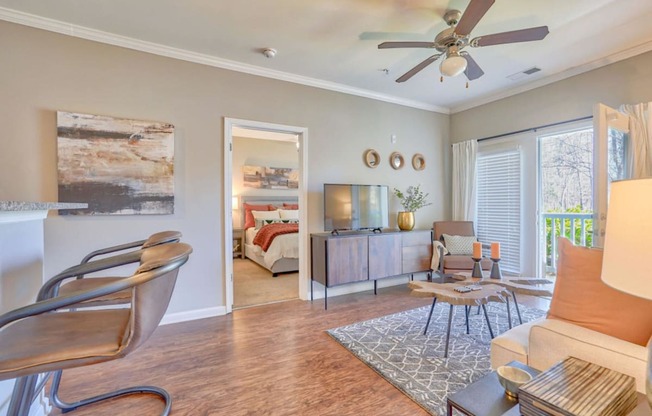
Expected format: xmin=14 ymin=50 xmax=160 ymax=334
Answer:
xmin=450 ymin=274 xmax=555 ymax=297
xmin=408 ymin=281 xmax=510 ymax=306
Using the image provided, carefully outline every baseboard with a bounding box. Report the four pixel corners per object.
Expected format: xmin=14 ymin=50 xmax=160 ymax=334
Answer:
xmin=160 ymin=306 xmax=226 ymax=325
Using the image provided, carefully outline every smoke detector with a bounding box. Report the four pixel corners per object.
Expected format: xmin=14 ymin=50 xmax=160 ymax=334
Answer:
xmin=262 ymin=48 xmax=277 ymax=58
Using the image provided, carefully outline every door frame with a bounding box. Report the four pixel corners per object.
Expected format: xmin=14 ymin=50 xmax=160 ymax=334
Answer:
xmin=223 ymin=117 xmax=309 ymax=314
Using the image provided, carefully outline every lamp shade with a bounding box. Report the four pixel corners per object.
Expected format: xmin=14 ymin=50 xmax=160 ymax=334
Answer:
xmin=601 ymin=178 xmax=652 ymax=300
xmin=232 ymin=196 xmax=239 ymax=210
xmin=440 ymin=55 xmax=467 ymax=77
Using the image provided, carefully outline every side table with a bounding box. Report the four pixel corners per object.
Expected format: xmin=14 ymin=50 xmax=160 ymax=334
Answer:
xmin=446 ymin=361 xmax=539 ymax=416
xmin=233 ymin=228 xmax=244 ymax=259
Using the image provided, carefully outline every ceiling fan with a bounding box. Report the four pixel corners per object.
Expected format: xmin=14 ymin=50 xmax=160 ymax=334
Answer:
xmin=378 ymin=0 xmax=549 ymax=83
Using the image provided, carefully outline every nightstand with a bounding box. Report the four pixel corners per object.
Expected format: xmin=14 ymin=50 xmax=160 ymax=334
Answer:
xmin=232 ymin=228 xmax=244 ymax=259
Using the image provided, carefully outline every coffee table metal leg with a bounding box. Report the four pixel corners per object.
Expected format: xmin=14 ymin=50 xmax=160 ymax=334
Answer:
xmin=423 ymin=297 xmax=437 ymax=335
xmin=465 ymin=305 xmax=470 ymax=334
xmin=444 ymin=304 xmax=454 ymax=358
xmin=505 ymin=297 xmax=512 ymax=329
xmin=481 ymin=304 xmax=495 ymax=339
xmin=512 ymin=291 xmax=523 ymax=324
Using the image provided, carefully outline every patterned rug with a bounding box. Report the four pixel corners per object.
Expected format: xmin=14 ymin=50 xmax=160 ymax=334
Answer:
xmin=327 ymin=302 xmax=546 ymax=415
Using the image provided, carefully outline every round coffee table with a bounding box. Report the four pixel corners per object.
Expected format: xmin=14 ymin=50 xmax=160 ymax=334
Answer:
xmin=408 ymin=281 xmax=511 ymax=358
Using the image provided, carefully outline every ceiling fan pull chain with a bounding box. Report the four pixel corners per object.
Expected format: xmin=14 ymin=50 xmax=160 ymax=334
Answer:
xmin=466 ymin=81 xmax=469 ymax=89
xmin=440 ymin=76 xmax=444 ymax=83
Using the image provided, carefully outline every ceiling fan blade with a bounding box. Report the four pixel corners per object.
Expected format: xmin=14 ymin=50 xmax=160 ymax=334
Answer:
xmin=378 ymin=41 xmax=435 ymax=49
xmin=472 ymin=26 xmax=549 ymax=47
xmin=454 ymin=0 xmax=495 ymax=37
xmin=396 ymin=54 xmax=442 ymax=83
xmin=461 ymin=52 xmax=484 ymax=81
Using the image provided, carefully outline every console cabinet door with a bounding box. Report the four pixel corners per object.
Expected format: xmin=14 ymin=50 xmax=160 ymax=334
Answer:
xmin=368 ymin=234 xmax=402 ymax=279
xmin=401 ymin=230 xmax=433 ymax=274
xmin=325 ymin=236 xmax=368 ymax=286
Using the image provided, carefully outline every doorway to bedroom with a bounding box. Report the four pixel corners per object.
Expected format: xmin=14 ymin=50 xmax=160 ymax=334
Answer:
xmin=224 ymin=119 xmax=308 ymax=311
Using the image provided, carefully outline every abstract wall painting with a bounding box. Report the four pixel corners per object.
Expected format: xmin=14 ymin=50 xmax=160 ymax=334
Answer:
xmin=57 ymin=111 xmax=175 ymax=215
xmin=243 ymin=165 xmax=298 ymax=189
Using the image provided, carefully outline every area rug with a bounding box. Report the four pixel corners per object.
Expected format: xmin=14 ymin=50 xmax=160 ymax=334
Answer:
xmin=327 ymin=302 xmax=546 ymax=415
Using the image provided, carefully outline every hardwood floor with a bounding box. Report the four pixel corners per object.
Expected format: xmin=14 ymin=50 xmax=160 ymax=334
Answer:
xmin=49 ymin=284 xmax=549 ymax=416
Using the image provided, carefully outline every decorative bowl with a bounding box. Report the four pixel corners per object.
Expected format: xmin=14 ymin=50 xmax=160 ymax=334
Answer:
xmin=496 ymin=365 xmax=532 ymax=400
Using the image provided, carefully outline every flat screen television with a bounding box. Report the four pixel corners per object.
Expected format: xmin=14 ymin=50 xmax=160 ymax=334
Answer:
xmin=323 ymin=184 xmax=389 ymax=232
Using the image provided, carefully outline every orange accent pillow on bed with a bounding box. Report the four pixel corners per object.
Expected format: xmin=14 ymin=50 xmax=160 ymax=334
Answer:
xmin=548 ymin=237 xmax=652 ymax=346
xmin=243 ymin=203 xmax=274 ymax=229
xmin=283 ymin=203 xmax=299 ymax=210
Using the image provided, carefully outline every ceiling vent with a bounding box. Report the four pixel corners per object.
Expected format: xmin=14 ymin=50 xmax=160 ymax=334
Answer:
xmin=507 ymin=67 xmax=541 ymax=81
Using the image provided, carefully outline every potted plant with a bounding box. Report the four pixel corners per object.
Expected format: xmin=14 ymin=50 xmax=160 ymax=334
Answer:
xmin=394 ymin=185 xmax=431 ymax=231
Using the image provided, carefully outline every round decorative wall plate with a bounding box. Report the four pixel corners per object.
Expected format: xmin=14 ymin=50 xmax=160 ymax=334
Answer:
xmin=390 ymin=152 xmax=404 ymax=170
xmin=412 ymin=154 xmax=426 ymax=171
xmin=364 ymin=149 xmax=380 ymax=168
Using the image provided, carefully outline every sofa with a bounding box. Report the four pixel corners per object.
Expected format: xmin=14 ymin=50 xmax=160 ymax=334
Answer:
xmin=490 ymin=238 xmax=652 ymax=393
xmin=491 ymin=317 xmax=648 ymax=392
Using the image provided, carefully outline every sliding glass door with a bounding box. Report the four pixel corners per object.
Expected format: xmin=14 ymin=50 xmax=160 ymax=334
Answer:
xmin=592 ymin=103 xmax=629 ymax=248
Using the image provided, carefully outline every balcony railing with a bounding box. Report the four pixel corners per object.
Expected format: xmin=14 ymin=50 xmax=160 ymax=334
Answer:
xmin=544 ymin=213 xmax=593 ymax=272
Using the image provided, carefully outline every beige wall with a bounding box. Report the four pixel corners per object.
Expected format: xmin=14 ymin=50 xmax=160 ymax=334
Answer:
xmin=0 ymin=21 xmax=449 ymax=315
xmin=232 ymin=136 xmax=299 ymax=228
xmin=451 ymin=51 xmax=652 ymax=143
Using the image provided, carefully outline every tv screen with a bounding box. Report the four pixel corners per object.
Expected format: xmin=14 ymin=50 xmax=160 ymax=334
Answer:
xmin=324 ymin=184 xmax=389 ymax=231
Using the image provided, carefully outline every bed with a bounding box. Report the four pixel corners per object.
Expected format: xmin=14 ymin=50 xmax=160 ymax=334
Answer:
xmin=240 ymin=196 xmax=299 ymax=276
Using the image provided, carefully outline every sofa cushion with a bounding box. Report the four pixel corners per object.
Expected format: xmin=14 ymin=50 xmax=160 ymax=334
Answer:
xmin=528 ymin=318 xmax=648 ymax=393
xmin=490 ymin=318 xmax=541 ymax=369
xmin=548 ymin=237 xmax=652 ymax=346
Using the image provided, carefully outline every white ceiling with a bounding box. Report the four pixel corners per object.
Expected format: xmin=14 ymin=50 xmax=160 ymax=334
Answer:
xmin=2 ymin=0 xmax=652 ymax=113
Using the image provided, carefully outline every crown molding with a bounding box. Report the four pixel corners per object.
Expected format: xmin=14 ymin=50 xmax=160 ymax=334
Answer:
xmin=450 ymin=39 xmax=652 ymax=114
xmin=0 ymin=7 xmax=449 ymax=114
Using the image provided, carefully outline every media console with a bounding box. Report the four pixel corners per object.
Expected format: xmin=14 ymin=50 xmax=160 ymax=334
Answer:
xmin=310 ymin=229 xmax=433 ymax=309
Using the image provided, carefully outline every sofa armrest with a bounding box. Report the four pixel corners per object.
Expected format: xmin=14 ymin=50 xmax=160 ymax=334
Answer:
xmin=529 ymin=318 xmax=648 ymax=393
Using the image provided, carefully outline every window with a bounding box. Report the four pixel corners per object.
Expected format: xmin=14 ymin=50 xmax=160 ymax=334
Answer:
xmin=476 ymin=149 xmax=521 ymax=274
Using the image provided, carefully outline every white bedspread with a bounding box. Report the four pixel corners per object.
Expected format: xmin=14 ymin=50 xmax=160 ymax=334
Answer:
xmin=245 ymin=227 xmax=299 ymax=267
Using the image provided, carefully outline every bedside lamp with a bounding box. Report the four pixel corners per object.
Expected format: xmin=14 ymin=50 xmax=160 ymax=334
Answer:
xmin=232 ymin=196 xmax=239 ymax=210
xmin=600 ymin=178 xmax=652 ymax=409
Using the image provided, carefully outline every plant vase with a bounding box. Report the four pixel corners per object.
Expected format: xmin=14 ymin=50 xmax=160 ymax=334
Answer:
xmin=397 ymin=211 xmax=415 ymax=231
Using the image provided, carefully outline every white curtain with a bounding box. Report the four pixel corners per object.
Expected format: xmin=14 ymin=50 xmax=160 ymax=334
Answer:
xmin=620 ymin=102 xmax=652 ymax=178
xmin=451 ymin=140 xmax=478 ymax=221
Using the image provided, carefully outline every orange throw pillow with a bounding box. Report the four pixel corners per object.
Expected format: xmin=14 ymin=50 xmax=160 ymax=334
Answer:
xmin=243 ymin=203 xmax=273 ymax=229
xmin=548 ymin=238 xmax=652 ymax=346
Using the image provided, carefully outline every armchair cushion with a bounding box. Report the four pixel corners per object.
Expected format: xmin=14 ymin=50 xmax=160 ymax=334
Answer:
xmin=548 ymin=238 xmax=652 ymax=346
xmin=442 ymin=234 xmax=476 ymax=255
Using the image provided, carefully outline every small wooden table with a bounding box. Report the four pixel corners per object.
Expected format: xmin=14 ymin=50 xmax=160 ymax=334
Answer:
xmin=446 ymin=361 xmax=539 ymax=416
xmin=408 ymin=281 xmax=511 ymax=358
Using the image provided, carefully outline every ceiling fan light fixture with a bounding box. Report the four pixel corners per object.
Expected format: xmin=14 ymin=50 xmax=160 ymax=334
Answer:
xmin=440 ymin=52 xmax=467 ymax=77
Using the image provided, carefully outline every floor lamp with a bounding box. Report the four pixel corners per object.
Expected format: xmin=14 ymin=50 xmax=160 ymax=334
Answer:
xmin=600 ymin=177 xmax=652 ymax=409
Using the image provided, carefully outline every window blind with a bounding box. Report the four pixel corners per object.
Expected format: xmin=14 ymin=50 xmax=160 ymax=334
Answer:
xmin=476 ymin=149 xmax=521 ymax=274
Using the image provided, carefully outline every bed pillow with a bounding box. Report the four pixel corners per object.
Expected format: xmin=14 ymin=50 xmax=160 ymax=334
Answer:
xmin=255 ymin=218 xmax=299 ymax=228
xmin=243 ymin=203 xmax=273 ymax=229
xmin=283 ymin=203 xmax=299 ymax=210
xmin=548 ymin=237 xmax=652 ymax=346
xmin=279 ymin=209 xmax=299 ymax=220
xmin=442 ymin=234 xmax=476 ymax=255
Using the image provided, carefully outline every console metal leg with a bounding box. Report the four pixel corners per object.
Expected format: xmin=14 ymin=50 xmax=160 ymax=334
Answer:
xmin=423 ymin=297 xmax=437 ymax=335
xmin=310 ymin=279 xmax=313 ymax=302
xmin=505 ymin=297 xmax=512 ymax=329
xmin=324 ymin=286 xmax=328 ymax=310
xmin=374 ymin=280 xmax=377 ymax=295
xmin=444 ymin=304 xmax=454 ymax=358
xmin=512 ymin=291 xmax=523 ymax=324
xmin=481 ymin=304 xmax=495 ymax=339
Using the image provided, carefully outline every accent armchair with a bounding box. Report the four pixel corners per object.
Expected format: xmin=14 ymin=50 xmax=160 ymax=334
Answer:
xmin=433 ymin=221 xmax=492 ymax=275
xmin=0 ymin=242 xmax=192 ymax=416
